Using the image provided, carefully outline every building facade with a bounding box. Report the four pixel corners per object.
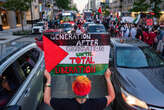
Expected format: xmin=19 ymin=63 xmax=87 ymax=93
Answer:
xmin=86 ymin=0 xmax=96 ymax=10
xmin=96 ymin=0 xmax=101 ymax=9
xmin=26 ymin=0 xmax=40 ymax=23
xmin=0 ymin=0 xmax=40 ymax=29
xmin=109 ymin=0 xmax=121 ymax=14
xmin=86 ymin=0 xmax=109 ymax=11
xmin=109 ymin=0 xmax=164 ymax=18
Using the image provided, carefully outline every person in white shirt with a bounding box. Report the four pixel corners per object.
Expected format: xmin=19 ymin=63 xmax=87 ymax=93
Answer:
xmin=130 ymin=24 xmax=137 ymax=39
xmin=120 ymin=23 xmax=126 ymax=37
xmin=124 ymin=24 xmax=130 ymax=38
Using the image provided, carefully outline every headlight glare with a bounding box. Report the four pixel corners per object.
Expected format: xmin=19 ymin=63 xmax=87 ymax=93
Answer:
xmin=121 ymin=88 xmax=148 ymax=109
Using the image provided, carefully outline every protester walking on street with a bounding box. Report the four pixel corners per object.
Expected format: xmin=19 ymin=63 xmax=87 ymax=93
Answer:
xmin=136 ymin=25 xmax=144 ymax=41
xmin=43 ymin=68 xmax=115 ymax=110
xmin=156 ymin=29 xmax=164 ymax=54
xmin=148 ymin=28 xmax=157 ymax=46
xmin=124 ymin=23 xmax=130 ymax=38
xmin=120 ymin=23 xmax=126 ymax=37
xmin=130 ymin=24 xmax=137 ymax=39
xmin=143 ymin=28 xmax=149 ymax=44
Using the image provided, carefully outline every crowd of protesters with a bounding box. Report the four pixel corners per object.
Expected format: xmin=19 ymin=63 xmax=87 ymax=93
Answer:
xmin=101 ymin=16 xmax=164 ymax=57
xmin=71 ymin=15 xmax=164 ymax=57
xmin=48 ymin=13 xmax=164 ymax=57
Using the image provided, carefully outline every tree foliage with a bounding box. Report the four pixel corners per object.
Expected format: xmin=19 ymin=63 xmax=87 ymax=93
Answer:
xmin=150 ymin=0 xmax=162 ymax=18
xmin=2 ymin=0 xmax=31 ymax=31
xmin=129 ymin=0 xmax=162 ymax=18
xmin=71 ymin=4 xmax=78 ymax=12
xmin=2 ymin=0 xmax=30 ymax=11
xmin=129 ymin=0 xmax=150 ymax=12
xmin=103 ymin=9 xmax=110 ymax=16
xmin=55 ymin=0 xmax=71 ymax=10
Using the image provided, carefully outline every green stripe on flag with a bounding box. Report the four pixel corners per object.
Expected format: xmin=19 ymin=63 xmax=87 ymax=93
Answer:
xmin=50 ymin=64 xmax=109 ymax=76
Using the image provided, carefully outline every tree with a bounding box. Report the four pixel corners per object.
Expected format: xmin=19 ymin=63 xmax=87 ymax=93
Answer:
xmin=26 ymin=0 xmax=34 ymax=27
xmin=150 ymin=0 xmax=162 ymax=18
xmin=55 ymin=0 xmax=71 ymax=10
xmin=102 ymin=4 xmax=110 ymax=17
xmin=103 ymin=9 xmax=110 ymax=17
xmin=2 ymin=0 xmax=31 ymax=31
xmin=129 ymin=0 xmax=150 ymax=12
xmin=71 ymin=4 xmax=78 ymax=12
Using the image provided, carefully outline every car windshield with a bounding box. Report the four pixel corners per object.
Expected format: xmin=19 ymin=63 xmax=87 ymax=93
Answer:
xmin=83 ymin=22 xmax=93 ymax=27
xmin=62 ymin=16 xmax=74 ymax=22
xmin=88 ymin=25 xmax=106 ymax=32
xmin=116 ymin=47 xmax=164 ymax=68
xmin=34 ymin=23 xmax=43 ymax=26
xmin=60 ymin=24 xmax=72 ymax=28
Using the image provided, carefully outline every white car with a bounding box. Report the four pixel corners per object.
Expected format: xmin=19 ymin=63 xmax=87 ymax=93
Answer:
xmin=32 ymin=22 xmax=45 ymax=34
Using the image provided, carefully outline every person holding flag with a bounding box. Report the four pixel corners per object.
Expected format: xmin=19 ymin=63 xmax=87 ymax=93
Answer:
xmin=43 ymin=68 xmax=115 ymax=110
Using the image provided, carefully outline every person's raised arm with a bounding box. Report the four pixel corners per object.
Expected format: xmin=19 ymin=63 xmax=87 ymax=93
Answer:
xmin=44 ymin=70 xmax=52 ymax=106
xmin=105 ymin=68 xmax=115 ymax=107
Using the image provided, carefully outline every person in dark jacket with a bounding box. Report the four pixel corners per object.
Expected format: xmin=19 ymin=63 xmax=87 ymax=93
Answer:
xmin=44 ymin=68 xmax=115 ymax=110
xmin=0 ymin=76 xmax=15 ymax=107
xmin=136 ymin=25 xmax=144 ymax=41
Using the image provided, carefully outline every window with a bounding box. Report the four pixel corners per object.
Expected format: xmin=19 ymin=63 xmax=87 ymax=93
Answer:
xmin=60 ymin=24 xmax=72 ymax=28
xmin=88 ymin=25 xmax=106 ymax=32
xmin=116 ymin=47 xmax=164 ymax=68
xmin=0 ymin=65 xmax=21 ymax=108
xmin=17 ymin=49 xmax=40 ymax=77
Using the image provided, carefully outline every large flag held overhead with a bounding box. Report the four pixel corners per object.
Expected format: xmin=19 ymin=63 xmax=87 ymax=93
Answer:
xmin=133 ymin=14 xmax=141 ymax=24
xmin=43 ymin=33 xmax=110 ymax=76
xmin=43 ymin=36 xmax=68 ymax=72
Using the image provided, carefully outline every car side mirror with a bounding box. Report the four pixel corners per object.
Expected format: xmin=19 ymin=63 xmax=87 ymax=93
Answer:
xmin=3 ymin=105 xmax=21 ymax=110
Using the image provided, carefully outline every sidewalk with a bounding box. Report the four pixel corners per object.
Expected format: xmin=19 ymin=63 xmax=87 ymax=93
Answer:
xmin=0 ymin=24 xmax=32 ymax=41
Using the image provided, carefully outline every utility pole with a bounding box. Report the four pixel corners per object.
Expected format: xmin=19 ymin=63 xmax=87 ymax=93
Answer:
xmin=30 ymin=0 xmax=33 ymax=28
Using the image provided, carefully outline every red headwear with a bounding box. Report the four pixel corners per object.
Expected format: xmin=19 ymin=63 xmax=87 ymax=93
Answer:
xmin=72 ymin=76 xmax=91 ymax=96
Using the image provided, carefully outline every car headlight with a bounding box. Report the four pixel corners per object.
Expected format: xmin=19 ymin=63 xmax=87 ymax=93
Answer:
xmin=121 ymin=88 xmax=148 ymax=109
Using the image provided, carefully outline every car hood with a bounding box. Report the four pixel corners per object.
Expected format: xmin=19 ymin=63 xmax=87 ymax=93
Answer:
xmin=88 ymin=32 xmax=108 ymax=34
xmin=117 ymin=67 xmax=164 ymax=107
xmin=64 ymin=27 xmax=72 ymax=30
xmin=33 ymin=26 xmax=43 ymax=29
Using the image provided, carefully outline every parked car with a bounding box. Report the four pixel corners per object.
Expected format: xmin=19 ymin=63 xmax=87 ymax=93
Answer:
xmin=32 ymin=21 xmax=45 ymax=34
xmin=81 ymin=22 xmax=94 ymax=32
xmin=109 ymin=38 xmax=164 ymax=110
xmin=0 ymin=39 xmax=45 ymax=110
xmin=35 ymin=29 xmax=61 ymax=50
xmin=87 ymin=24 xmax=108 ymax=34
xmin=59 ymin=23 xmax=74 ymax=33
